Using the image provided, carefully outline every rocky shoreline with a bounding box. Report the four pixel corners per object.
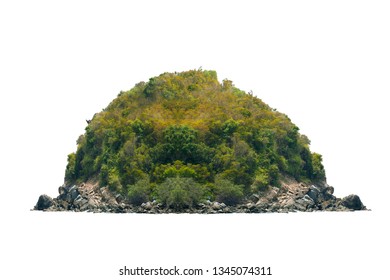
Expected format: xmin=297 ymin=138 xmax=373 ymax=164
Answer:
xmin=34 ymin=178 xmax=366 ymax=214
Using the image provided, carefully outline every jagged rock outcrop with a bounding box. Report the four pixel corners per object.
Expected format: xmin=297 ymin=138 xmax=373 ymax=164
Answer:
xmin=36 ymin=194 xmax=54 ymax=210
xmin=341 ymin=194 xmax=365 ymax=210
xmin=34 ymin=177 xmax=366 ymax=213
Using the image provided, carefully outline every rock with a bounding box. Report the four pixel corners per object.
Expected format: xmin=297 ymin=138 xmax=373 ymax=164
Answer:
xmin=303 ymin=194 xmax=315 ymax=205
xmin=255 ymin=200 xmax=268 ymax=211
xmin=88 ymin=199 xmax=98 ymax=209
xmin=284 ymin=198 xmax=296 ymax=208
xmin=265 ymin=187 xmax=279 ymax=201
xmin=325 ymin=186 xmax=334 ymax=195
xmin=307 ymin=186 xmax=320 ymax=203
xmin=249 ymin=194 xmax=260 ymax=203
xmin=211 ymin=202 xmax=222 ymax=210
xmin=34 ymin=173 xmax=367 ymax=213
xmin=341 ymin=194 xmax=364 ymax=210
xmin=58 ymin=185 xmax=66 ymax=196
xmin=205 ymin=200 xmax=212 ymax=205
xmin=295 ymin=195 xmax=315 ymax=210
xmin=141 ymin=201 xmax=153 ymax=210
xmin=58 ymin=200 xmax=69 ymax=210
xmin=65 ymin=185 xmax=79 ymax=203
xmin=115 ymin=194 xmax=124 ymax=203
xmin=294 ymin=202 xmax=307 ymax=211
xmin=270 ymin=203 xmax=280 ymax=212
xmin=80 ymin=202 xmax=90 ymax=211
xmin=35 ymin=194 xmax=54 ymax=210
xmin=73 ymin=195 xmax=88 ymax=210
xmin=246 ymin=202 xmax=256 ymax=210
xmin=198 ymin=203 xmax=206 ymax=209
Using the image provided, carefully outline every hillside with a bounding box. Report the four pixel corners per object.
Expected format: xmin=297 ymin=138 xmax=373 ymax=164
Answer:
xmin=35 ymin=69 xmax=365 ymax=212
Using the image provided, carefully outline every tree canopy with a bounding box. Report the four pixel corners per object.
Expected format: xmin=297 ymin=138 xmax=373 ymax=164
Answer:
xmin=65 ymin=69 xmax=326 ymax=208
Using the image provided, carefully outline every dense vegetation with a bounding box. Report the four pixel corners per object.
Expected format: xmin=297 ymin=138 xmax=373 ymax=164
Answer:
xmin=65 ymin=70 xmax=326 ymax=208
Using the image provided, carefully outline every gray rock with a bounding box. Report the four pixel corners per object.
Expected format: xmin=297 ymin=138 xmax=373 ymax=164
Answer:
xmin=325 ymin=186 xmax=334 ymax=195
xmin=80 ymin=203 xmax=90 ymax=211
xmin=35 ymin=194 xmax=54 ymax=210
xmin=73 ymin=195 xmax=88 ymax=209
xmin=270 ymin=203 xmax=280 ymax=212
xmin=294 ymin=203 xmax=307 ymax=211
xmin=295 ymin=195 xmax=315 ymax=210
xmin=341 ymin=194 xmax=364 ymax=210
xmin=198 ymin=203 xmax=206 ymax=209
xmin=249 ymin=194 xmax=260 ymax=203
xmin=211 ymin=202 xmax=222 ymax=210
xmin=115 ymin=194 xmax=124 ymax=203
xmin=58 ymin=185 xmax=66 ymax=196
xmin=66 ymin=185 xmax=79 ymax=202
xmin=255 ymin=202 xmax=268 ymax=212
xmin=302 ymin=194 xmax=315 ymax=205
xmin=88 ymin=199 xmax=98 ymax=209
xmin=265 ymin=187 xmax=279 ymax=201
xmin=246 ymin=202 xmax=256 ymax=210
xmin=141 ymin=201 xmax=153 ymax=210
xmin=283 ymin=198 xmax=296 ymax=209
xmin=307 ymin=188 xmax=320 ymax=203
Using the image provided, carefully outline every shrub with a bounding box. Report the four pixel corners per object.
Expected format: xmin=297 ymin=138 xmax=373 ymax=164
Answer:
xmin=152 ymin=161 xmax=211 ymax=183
xmin=251 ymin=169 xmax=269 ymax=192
xmin=156 ymin=177 xmax=203 ymax=210
xmin=215 ymin=179 xmax=244 ymax=206
xmin=65 ymin=153 xmax=76 ymax=182
xmin=101 ymin=167 xmax=122 ymax=193
xmin=312 ymin=153 xmax=326 ymax=180
xmin=127 ymin=179 xmax=151 ymax=206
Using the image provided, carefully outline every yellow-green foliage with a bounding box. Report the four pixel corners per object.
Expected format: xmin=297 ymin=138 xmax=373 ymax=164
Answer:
xmin=65 ymin=69 xmax=326 ymax=205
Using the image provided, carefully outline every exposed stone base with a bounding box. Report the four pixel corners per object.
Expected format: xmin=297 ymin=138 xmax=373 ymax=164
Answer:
xmin=34 ymin=178 xmax=366 ymax=214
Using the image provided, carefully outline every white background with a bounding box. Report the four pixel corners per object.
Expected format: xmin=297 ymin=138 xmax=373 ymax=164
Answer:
xmin=1 ymin=1 xmax=389 ymax=279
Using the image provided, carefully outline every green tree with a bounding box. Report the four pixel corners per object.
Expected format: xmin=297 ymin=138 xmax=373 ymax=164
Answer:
xmin=215 ymin=178 xmax=244 ymax=206
xmin=156 ymin=177 xmax=204 ymax=210
xmin=312 ymin=153 xmax=326 ymax=180
xmin=127 ymin=179 xmax=152 ymax=206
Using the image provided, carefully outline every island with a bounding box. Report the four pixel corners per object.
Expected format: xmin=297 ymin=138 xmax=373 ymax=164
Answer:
xmin=35 ymin=69 xmax=366 ymax=213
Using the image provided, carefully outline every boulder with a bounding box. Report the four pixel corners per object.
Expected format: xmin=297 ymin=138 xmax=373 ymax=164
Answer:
xmin=307 ymin=186 xmax=320 ymax=203
xmin=325 ymin=186 xmax=334 ymax=195
xmin=341 ymin=194 xmax=365 ymax=210
xmin=246 ymin=202 xmax=256 ymax=210
xmin=255 ymin=200 xmax=268 ymax=210
xmin=265 ymin=187 xmax=279 ymax=201
xmin=66 ymin=185 xmax=79 ymax=202
xmin=141 ymin=201 xmax=153 ymax=210
xmin=249 ymin=194 xmax=260 ymax=203
xmin=73 ymin=195 xmax=88 ymax=210
xmin=35 ymin=194 xmax=54 ymax=210
xmin=58 ymin=185 xmax=66 ymax=196
xmin=211 ymin=202 xmax=222 ymax=210
xmin=295 ymin=195 xmax=315 ymax=210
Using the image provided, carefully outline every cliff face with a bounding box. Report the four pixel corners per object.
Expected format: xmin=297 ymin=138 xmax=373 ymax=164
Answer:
xmin=34 ymin=69 xmax=366 ymax=213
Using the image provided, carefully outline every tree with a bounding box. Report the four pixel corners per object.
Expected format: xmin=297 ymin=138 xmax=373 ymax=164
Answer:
xmin=156 ymin=177 xmax=204 ymax=209
xmin=215 ymin=178 xmax=244 ymax=206
xmin=127 ymin=179 xmax=152 ymax=206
